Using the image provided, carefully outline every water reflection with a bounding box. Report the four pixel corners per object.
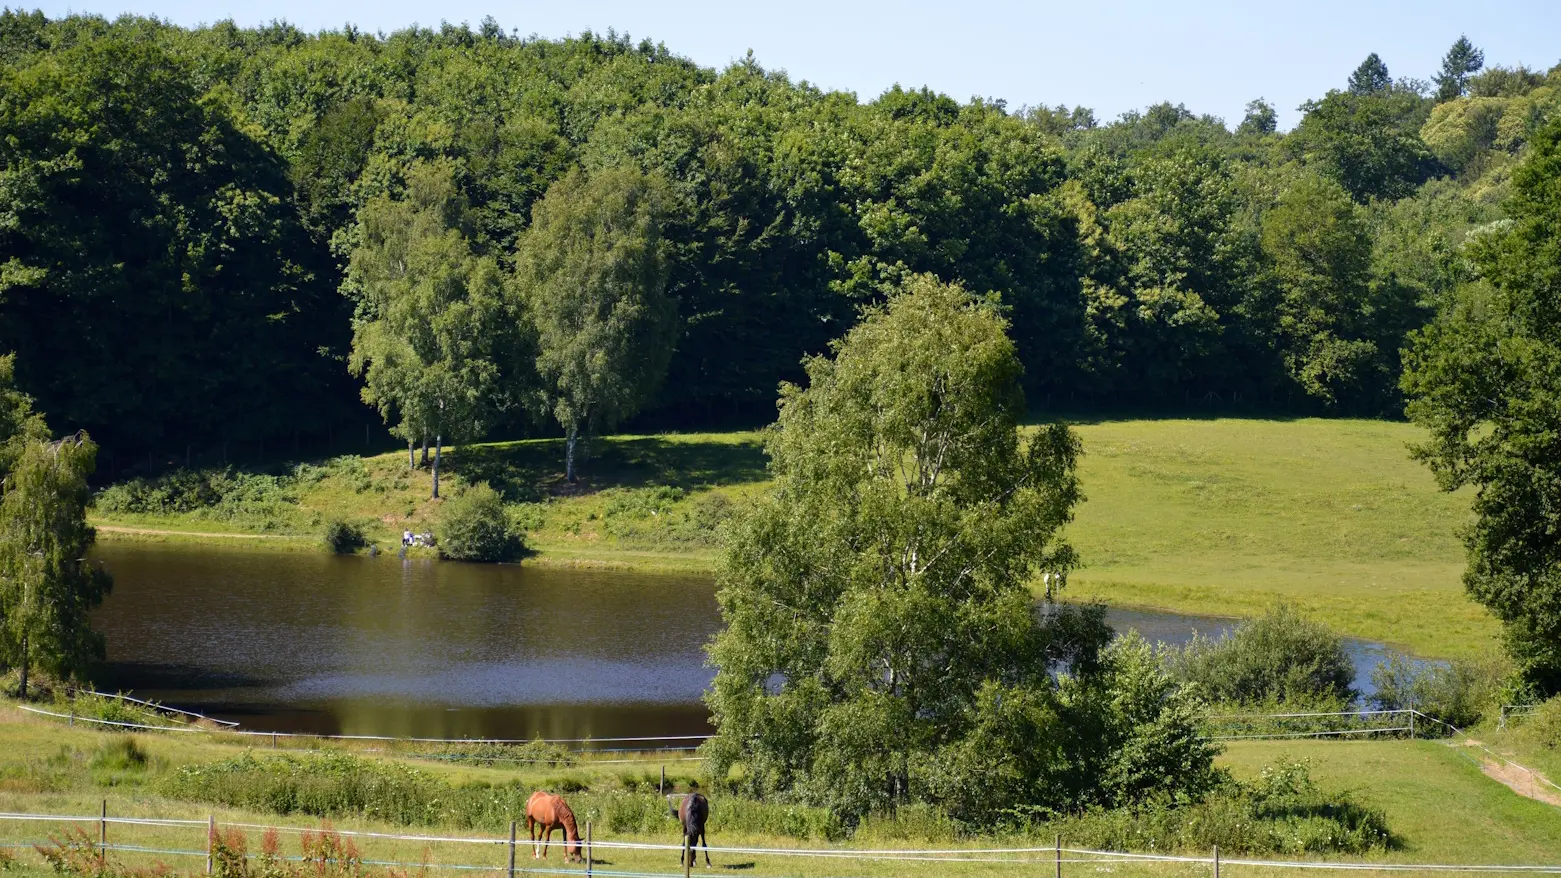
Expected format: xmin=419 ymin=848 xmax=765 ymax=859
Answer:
xmin=91 ymin=544 xmax=1418 ymax=739
xmin=91 ymin=545 xmax=719 ymax=739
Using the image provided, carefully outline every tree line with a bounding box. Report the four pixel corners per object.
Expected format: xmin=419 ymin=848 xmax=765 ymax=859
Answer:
xmin=2 ymin=13 xmax=1555 ymax=461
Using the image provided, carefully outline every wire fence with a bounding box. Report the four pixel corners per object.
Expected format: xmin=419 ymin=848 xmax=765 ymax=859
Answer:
xmin=3 ymin=809 xmax=1561 ymax=877
xmin=18 ymin=701 xmax=1561 ymax=803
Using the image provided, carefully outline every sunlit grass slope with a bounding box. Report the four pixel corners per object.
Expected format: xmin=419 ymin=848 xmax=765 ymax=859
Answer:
xmin=91 ymin=418 xmax=1491 ymax=656
xmin=1064 ymin=418 xmax=1489 ymax=657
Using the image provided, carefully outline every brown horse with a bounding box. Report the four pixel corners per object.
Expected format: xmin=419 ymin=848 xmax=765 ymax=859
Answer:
xmin=524 ymin=791 xmax=581 ymax=862
xmin=677 ymin=784 xmax=710 ymax=868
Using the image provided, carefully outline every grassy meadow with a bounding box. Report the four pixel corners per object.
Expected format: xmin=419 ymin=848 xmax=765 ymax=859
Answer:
xmin=0 ymin=707 xmax=1558 ymax=877
xmin=88 ymin=417 xmax=1490 ymax=657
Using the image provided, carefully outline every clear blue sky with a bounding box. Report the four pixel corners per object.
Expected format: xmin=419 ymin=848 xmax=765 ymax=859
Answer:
xmin=22 ymin=0 xmax=1561 ymax=129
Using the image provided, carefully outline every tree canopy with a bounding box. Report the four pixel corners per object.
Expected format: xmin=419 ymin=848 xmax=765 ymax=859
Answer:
xmin=345 ymin=160 xmax=510 ymax=496
xmin=703 ymin=275 xmax=1217 ymax=824
xmin=1402 ymin=117 xmax=1561 ymax=693
xmin=514 ymin=165 xmax=676 ymax=480
xmin=0 ymin=432 xmax=111 ymax=696
xmin=0 ymin=12 xmax=1558 ymax=461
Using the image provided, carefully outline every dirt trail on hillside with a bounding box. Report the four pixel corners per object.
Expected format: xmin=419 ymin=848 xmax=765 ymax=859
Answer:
xmin=94 ymin=525 xmax=285 ymax=540
xmin=1481 ymin=758 xmax=1561 ymax=807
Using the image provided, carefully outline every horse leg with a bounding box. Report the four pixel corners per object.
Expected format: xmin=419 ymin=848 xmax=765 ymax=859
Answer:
xmin=543 ymin=825 xmax=554 ymax=859
xmin=701 ymin=827 xmax=711 ymax=867
xmin=528 ymin=816 xmax=538 ymax=859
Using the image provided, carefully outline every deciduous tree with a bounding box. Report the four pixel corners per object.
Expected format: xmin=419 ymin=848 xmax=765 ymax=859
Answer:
xmin=703 ymin=275 xmax=1215 ymax=823
xmin=513 ymin=166 xmax=676 ymax=482
xmin=1401 ymin=118 xmax=1561 ymax=692
xmin=346 ymin=160 xmax=511 ymax=498
xmin=0 ymin=433 xmax=111 ymax=697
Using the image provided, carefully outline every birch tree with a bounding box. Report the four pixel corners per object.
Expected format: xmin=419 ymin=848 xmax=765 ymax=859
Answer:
xmin=705 ymin=275 xmax=1095 ymax=818
xmin=0 ymin=433 xmax=112 ymax=697
xmin=513 ymin=166 xmax=676 ymax=482
xmin=346 ymin=160 xmax=510 ymax=498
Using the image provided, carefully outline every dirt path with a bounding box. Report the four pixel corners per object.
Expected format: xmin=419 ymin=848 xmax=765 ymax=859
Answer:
xmin=1481 ymin=757 xmax=1561 ymax=808
xmin=94 ymin=524 xmax=286 ymax=540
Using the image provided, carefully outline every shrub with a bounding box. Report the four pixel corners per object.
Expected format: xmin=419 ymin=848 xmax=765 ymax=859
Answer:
xmin=436 ymin=482 xmax=522 ymax=562
xmin=89 ymin=737 xmax=152 ymax=787
xmin=93 ymin=467 xmax=302 ymax=531
xmin=1165 ymin=604 xmax=1355 ymax=705
xmin=321 ymin=518 xmax=367 ymax=554
xmin=1524 ymin=696 xmax=1561 ymax=750
xmin=922 ymin=632 xmax=1221 ymax=829
xmin=1033 ymin=758 xmax=1394 ymax=855
xmin=417 ymin=739 xmax=575 ymax=768
xmin=1371 ymin=652 xmax=1511 ymax=729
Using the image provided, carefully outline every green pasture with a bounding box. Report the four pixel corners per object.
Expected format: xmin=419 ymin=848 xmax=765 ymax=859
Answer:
xmin=0 ymin=708 xmax=1558 ymax=878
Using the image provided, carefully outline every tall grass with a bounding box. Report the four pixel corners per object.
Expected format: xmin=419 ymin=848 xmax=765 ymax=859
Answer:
xmin=155 ymin=751 xmax=1386 ymax=854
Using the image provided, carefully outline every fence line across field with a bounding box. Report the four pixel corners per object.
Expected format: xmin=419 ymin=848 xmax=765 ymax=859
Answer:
xmin=5 ymin=809 xmax=1561 ymax=875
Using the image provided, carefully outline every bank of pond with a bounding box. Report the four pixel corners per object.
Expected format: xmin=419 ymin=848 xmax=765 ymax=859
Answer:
xmin=87 ymin=544 xmax=1438 ymax=740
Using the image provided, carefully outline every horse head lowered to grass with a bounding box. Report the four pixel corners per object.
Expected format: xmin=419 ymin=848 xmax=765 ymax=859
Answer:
xmin=524 ymin=791 xmax=581 ymax=862
xmin=676 ymin=782 xmax=710 ymax=868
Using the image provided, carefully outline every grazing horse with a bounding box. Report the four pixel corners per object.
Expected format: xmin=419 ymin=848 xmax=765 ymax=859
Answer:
xmin=677 ymin=786 xmax=711 ymax=868
xmin=524 ymin=791 xmax=581 ymax=862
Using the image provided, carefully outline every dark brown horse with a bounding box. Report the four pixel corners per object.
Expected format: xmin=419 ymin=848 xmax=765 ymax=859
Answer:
xmin=677 ymin=784 xmax=710 ymax=868
xmin=524 ymin=791 xmax=581 ymax=862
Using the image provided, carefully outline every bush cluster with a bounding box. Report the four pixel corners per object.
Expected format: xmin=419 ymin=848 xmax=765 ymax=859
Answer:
xmin=436 ymin=482 xmax=523 ymax=562
xmin=595 ymin=485 xmax=734 ymax=548
xmin=1524 ymin=696 xmax=1561 ymax=750
xmin=1164 ymin=604 xmax=1355 ymax=706
xmin=1035 ymin=758 xmax=1393 ymax=855
xmin=1370 ymin=653 xmax=1511 ymax=728
xmin=321 ymin=518 xmax=368 ymax=553
xmin=93 ymin=467 xmax=301 ymax=531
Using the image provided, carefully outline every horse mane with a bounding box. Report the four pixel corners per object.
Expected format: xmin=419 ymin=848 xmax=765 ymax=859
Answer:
xmin=556 ymin=798 xmax=580 ymax=852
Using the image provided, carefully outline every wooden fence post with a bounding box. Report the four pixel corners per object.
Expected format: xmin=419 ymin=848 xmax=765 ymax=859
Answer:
xmin=683 ymin=836 xmax=692 ymax=878
xmin=507 ymin=820 xmax=516 ymax=878
xmin=660 ymin=765 xmax=665 ymax=795
xmin=1213 ymin=843 xmax=1220 ymax=878
xmin=99 ymin=800 xmax=107 ymax=870
xmin=1054 ymin=833 xmax=1061 ymax=878
xmin=1410 ymin=710 xmax=1417 ymax=739
xmin=206 ymin=814 xmax=215 ymax=875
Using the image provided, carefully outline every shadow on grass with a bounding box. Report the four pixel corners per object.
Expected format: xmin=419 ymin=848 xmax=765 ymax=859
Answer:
xmin=449 ymin=436 xmax=770 ymax=502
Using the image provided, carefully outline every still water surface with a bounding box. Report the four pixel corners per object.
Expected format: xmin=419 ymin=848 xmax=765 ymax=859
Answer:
xmin=90 ymin=544 xmax=1407 ymax=740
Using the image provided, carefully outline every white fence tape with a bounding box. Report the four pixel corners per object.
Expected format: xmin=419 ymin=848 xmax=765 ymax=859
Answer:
xmin=5 ymin=810 xmax=1561 ymax=872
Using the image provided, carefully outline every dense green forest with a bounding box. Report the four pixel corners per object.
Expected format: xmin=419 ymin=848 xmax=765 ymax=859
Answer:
xmin=0 ymin=12 xmax=1556 ymax=461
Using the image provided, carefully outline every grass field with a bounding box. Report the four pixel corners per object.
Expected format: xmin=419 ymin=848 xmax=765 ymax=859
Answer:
xmin=0 ymin=706 xmax=1558 ymax=878
xmin=89 ymin=417 xmax=1492 ymax=658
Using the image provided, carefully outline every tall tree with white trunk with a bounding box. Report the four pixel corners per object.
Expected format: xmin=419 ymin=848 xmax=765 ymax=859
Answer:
xmin=514 ymin=165 xmax=676 ymax=482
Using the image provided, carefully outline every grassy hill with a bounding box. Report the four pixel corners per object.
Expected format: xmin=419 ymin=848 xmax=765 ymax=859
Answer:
xmin=89 ymin=417 xmax=1492 ymax=658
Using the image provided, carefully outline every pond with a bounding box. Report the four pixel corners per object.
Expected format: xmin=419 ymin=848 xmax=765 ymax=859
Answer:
xmin=89 ymin=544 xmax=1413 ymax=740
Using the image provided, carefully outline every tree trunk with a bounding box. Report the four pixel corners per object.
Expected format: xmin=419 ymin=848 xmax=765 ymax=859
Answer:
xmin=565 ymin=425 xmax=578 ymax=483
xmin=17 ymin=634 xmax=28 ymax=700
xmin=408 ymin=440 xmax=415 ymax=469
xmin=432 ymin=436 xmax=442 ymax=499
xmin=420 ymin=436 xmax=429 ymax=467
